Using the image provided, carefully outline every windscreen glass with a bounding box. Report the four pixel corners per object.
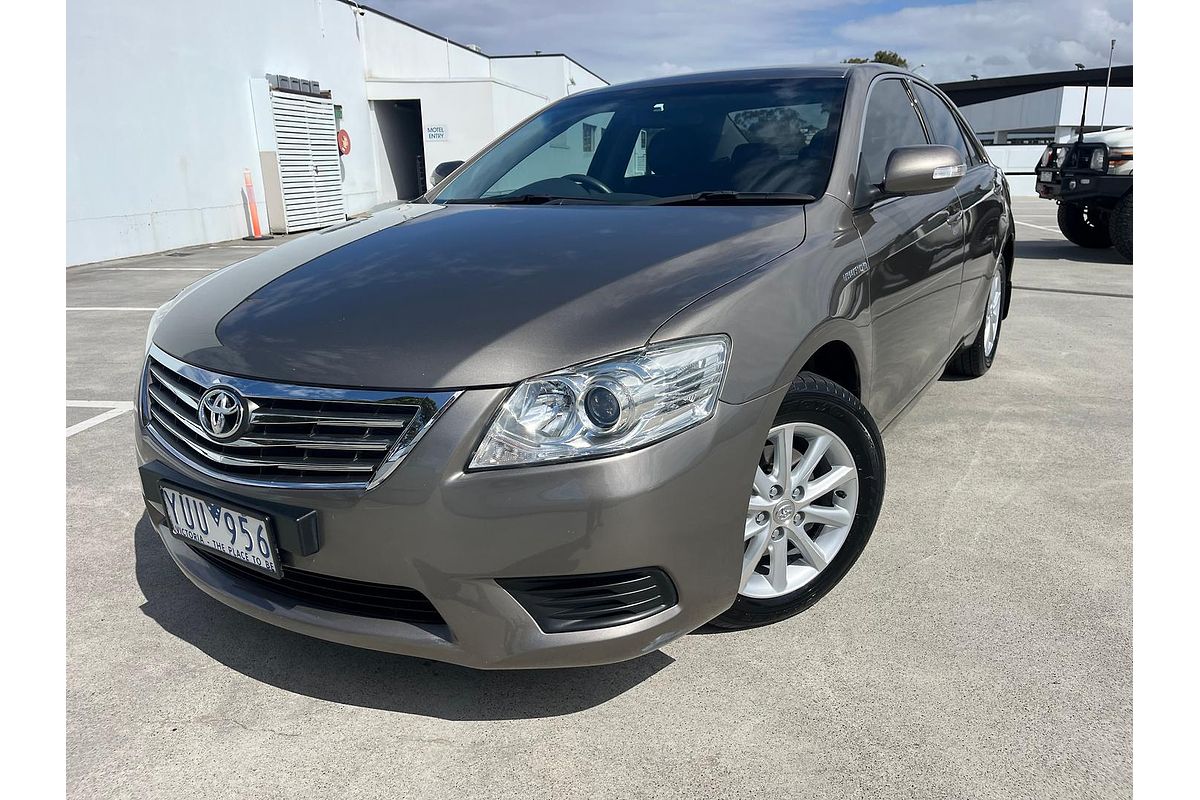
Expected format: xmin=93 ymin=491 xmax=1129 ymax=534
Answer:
xmin=434 ymin=77 xmax=848 ymax=203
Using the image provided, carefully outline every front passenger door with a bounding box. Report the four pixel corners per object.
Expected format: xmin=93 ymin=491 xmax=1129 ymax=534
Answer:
xmin=853 ymin=78 xmax=966 ymax=427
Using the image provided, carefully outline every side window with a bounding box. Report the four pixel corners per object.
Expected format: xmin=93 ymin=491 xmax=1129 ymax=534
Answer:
xmin=856 ymin=79 xmax=928 ymax=204
xmin=957 ymin=116 xmax=990 ymax=165
xmin=912 ymin=84 xmax=972 ymax=164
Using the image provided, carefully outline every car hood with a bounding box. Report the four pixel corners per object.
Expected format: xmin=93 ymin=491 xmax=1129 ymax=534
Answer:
xmin=154 ymin=202 xmax=806 ymax=389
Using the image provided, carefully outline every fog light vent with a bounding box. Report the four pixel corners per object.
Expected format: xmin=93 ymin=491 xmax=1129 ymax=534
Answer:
xmin=499 ymin=568 xmax=677 ymax=633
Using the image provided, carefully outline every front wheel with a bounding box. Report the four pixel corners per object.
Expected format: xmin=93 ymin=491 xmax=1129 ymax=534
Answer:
xmin=1057 ymin=202 xmax=1112 ymax=248
xmin=710 ymin=373 xmax=885 ymax=630
xmin=1109 ymin=191 xmax=1132 ymax=262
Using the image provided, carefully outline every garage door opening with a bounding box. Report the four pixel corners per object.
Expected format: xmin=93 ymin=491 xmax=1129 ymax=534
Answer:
xmin=374 ymin=100 xmax=427 ymax=201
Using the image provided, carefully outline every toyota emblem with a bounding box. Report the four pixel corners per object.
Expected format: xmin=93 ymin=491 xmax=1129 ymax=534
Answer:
xmin=198 ymin=386 xmax=247 ymax=441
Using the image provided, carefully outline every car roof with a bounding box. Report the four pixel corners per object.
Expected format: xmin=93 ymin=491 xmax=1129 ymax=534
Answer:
xmin=590 ymin=63 xmax=907 ymax=93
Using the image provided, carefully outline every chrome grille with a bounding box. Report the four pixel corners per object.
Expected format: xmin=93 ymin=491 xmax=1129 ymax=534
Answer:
xmin=142 ymin=346 xmax=458 ymax=490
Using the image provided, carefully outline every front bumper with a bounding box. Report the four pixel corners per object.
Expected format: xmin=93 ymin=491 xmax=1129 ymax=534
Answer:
xmin=1035 ymin=171 xmax=1132 ymax=207
xmin=137 ymin=385 xmax=783 ymax=669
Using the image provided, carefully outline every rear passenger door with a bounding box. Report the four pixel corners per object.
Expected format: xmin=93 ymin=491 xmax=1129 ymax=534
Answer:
xmin=853 ymin=78 xmax=966 ymax=426
xmin=911 ymin=82 xmax=1006 ymax=348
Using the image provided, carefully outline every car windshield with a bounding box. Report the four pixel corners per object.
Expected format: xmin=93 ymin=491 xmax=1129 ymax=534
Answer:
xmin=433 ymin=77 xmax=847 ymax=205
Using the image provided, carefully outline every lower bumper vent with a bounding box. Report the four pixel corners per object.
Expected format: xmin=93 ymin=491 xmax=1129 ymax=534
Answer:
xmin=188 ymin=545 xmax=445 ymax=627
xmin=499 ymin=568 xmax=677 ymax=633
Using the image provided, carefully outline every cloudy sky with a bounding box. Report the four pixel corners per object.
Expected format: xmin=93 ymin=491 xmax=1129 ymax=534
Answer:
xmin=372 ymin=0 xmax=1132 ymax=84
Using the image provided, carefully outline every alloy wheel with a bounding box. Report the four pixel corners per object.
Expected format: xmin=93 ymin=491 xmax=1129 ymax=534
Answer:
xmin=741 ymin=422 xmax=860 ymax=599
xmin=983 ymin=266 xmax=1003 ymax=358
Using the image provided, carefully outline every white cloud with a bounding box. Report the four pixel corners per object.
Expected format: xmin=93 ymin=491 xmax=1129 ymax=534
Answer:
xmin=646 ymin=61 xmax=696 ymax=78
xmin=372 ymin=0 xmax=1132 ymax=84
xmin=835 ymin=0 xmax=1132 ymax=81
xmin=373 ymin=0 xmax=874 ymax=83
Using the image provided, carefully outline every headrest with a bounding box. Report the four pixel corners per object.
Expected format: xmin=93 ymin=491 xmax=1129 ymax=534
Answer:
xmin=803 ymin=127 xmax=835 ymax=158
xmin=731 ymin=142 xmax=780 ymax=169
xmin=647 ymin=129 xmax=706 ymax=177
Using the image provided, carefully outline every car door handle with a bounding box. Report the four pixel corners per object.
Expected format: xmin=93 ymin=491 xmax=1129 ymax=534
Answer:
xmin=933 ymin=209 xmax=964 ymax=227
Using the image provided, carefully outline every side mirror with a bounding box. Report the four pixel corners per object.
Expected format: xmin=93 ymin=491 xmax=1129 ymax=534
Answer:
xmin=432 ymin=160 xmax=464 ymax=185
xmin=882 ymin=145 xmax=964 ymax=195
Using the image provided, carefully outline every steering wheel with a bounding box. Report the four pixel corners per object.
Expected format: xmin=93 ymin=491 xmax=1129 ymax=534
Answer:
xmin=564 ymin=173 xmax=613 ymax=194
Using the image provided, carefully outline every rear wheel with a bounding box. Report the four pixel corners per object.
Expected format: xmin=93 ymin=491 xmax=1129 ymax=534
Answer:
xmin=1109 ymin=191 xmax=1132 ymax=262
xmin=710 ymin=373 xmax=885 ymax=630
xmin=947 ymin=255 xmax=1007 ymax=378
xmin=1057 ymin=202 xmax=1112 ymax=248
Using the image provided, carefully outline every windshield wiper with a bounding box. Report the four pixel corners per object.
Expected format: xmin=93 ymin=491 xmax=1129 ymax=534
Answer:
xmin=641 ymin=191 xmax=816 ymax=206
xmin=442 ymin=194 xmax=614 ymax=205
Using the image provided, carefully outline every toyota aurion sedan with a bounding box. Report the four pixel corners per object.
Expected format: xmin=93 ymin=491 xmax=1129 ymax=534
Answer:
xmin=137 ymin=64 xmax=1013 ymax=668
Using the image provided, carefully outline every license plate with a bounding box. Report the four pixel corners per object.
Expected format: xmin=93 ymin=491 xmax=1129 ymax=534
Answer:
xmin=160 ymin=484 xmax=282 ymax=578
xmin=1039 ymin=171 xmax=1053 ymax=182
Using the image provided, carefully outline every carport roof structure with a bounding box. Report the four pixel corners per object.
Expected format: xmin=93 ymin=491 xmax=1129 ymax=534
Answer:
xmin=939 ymin=64 xmax=1133 ymax=107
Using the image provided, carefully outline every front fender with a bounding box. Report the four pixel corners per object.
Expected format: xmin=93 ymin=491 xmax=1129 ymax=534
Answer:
xmin=649 ymin=198 xmax=873 ymax=411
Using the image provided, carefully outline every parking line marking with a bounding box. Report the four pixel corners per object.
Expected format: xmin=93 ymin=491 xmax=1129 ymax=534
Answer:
xmin=1015 ymin=220 xmax=1059 ymax=233
xmin=210 ymin=245 xmax=274 ymax=249
xmin=68 ymin=400 xmax=136 ymax=407
xmin=1013 ymin=285 xmax=1132 ymax=299
xmin=98 ymin=267 xmax=216 ymax=272
xmin=67 ymin=307 xmax=159 ymax=311
xmin=66 ymin=401 xmax=135 ymax=438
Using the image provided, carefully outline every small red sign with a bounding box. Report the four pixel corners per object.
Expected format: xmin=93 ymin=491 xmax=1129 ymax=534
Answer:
xmin=337 ymin=129 xmax=351 ymax=156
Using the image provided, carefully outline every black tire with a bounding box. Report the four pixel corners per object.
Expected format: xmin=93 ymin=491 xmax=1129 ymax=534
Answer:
xmin=1109 ymin=191 xmax=1132 ymax=262
xmin=1057 ymin=202 xmax=1112 ymax=248
xmin=947 ymin=258 xmax=1008 ymax=378
xmin=710 ymin=372 xmax=885 ymax=630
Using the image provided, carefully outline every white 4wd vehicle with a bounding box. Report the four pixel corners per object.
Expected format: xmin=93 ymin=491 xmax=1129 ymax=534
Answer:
xmin=1034 ymin=127 xmax=1133 ymax=262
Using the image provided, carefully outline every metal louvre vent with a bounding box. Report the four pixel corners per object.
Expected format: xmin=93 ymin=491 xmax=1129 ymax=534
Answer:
xmin=270 ymin=91 xmax=345 ymax=233
xmin=142 ymin=346 xmax=458 ymax=490
xmin=498 ymin=569 xmax=679 ymax=633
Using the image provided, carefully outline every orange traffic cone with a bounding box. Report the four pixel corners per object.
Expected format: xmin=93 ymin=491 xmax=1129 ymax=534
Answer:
xmin=242 ymin=168 xmax=274 ymax=241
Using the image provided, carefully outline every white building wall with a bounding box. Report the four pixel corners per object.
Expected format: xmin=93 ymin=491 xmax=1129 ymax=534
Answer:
xmin=984 ymin=145 xmax=1046 ymax=197
xmin=568 ymin=61 xmax=610 ymax=95
xmin=1058 ymin=86 xmax=1133 ymax=130
xmin=490 ymin=56 xmax=607 ymax=103
xmin=361 ymin=17 xmax=606 ymax=196
xmin=361 ymin=14 xmax=491 ymax=80
xmin=959 ymin=88 xmax=1066 ymax=139
xmin=67 ymin=0 xmax=379 ymax=265
xmin=959 ymin=86 xmax=1133 ymax=140
xmin=66 ymin=1 xmax=606 ymax=265
xmin=491 ymin=83 xmax=553 ymax=137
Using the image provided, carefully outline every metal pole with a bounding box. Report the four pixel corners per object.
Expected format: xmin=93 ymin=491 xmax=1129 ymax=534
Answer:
xmin=1077 ymin=83 xmax=1088 ymax=142
xmin=1100 ymin=39 xmax=1115 ymax=130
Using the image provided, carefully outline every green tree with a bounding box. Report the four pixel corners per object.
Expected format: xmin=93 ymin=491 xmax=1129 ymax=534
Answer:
xmin=843 ymin=50 xmax=910 ymax=68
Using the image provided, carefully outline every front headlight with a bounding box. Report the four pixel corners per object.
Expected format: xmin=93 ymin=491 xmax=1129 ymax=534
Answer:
xmin=1089 ymin=146 xmax=1108 ymax=172
xmin=469 ymin=335 xmax=730 ymax=469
